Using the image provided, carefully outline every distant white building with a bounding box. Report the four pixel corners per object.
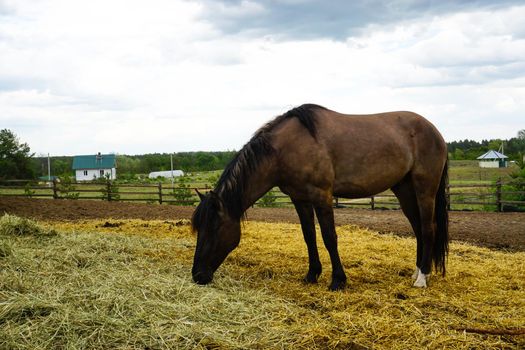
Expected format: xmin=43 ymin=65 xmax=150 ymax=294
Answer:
xmin=477 ymin=150 xmax=508 ymax=168
xmin=148 ymin=170 xmax=185 ymax=179
xmin=72 ymin=153 xmax=117 ymax=181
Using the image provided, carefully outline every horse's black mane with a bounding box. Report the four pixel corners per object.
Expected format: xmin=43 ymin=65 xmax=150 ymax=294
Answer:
xmin=192 ymin=104 xmax=326 ymax=232
xmin=253 ymin=103 xmax=323 ymax=140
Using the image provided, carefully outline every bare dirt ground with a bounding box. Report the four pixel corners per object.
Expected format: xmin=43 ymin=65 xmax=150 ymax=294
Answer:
xmin=1 ymin=196 xmax=524 ymax=251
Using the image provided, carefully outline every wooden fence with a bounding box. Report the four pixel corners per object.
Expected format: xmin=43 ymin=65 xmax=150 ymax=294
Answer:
xmin=1 ymin=179 xmax=524 ymax=212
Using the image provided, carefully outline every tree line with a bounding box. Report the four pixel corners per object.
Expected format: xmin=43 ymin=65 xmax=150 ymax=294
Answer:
xmin=448 ymin=132 xmax=525 ymax=161
xmin=30 ymin=152 xmax=238 ymax=180
xmin=1 ymin=128 xmax=525 ymax=180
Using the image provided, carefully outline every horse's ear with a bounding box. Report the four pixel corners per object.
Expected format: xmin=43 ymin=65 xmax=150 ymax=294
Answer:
xmin=209 ymin=190 xmax=223 ymax=201
xmin=195 ymin=189 xmax=205 ymax=201
xmin=208 ymin=190 xmax=226 ymax=215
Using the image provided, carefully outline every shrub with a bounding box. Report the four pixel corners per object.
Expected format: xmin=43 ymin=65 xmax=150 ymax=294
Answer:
xmin=171 ymin=176 xmax=193 ymax=205
xmin=504 ymin=159 xmax=525 ymax=211
xmin=258 ymin=191 xmax=278 ymax=207
xmin=58 ymin=175 xmax=79 ymax=199
xmin=23 ymin=182 xmax=36 ymax=198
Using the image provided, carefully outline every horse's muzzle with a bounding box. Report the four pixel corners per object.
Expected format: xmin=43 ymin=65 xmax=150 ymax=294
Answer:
xmin=192 ymin=270 xmax=213 ymax=285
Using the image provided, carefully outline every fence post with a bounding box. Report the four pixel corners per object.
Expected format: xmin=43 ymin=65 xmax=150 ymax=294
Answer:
xmin=496 ymin=177 xmax=502 ymax=212
xmin=52 ymin=179 xmax=58 ymax=199
xmin=371 ymin=196 xmax=375 ymax=210
xmin=334 ymin=197 xmax=339 ymax=208
xmin=158 ymin=182 xmax=163 ymax=204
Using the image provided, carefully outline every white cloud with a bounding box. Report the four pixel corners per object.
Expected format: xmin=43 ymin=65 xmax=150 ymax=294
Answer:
xmin=205 ymin=0 xmax=267 ymax=19
xmin=0 ymin=1 xmax=524 ymax=156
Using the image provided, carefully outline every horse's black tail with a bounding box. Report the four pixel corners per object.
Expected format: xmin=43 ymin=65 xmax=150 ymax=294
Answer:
xmin=434 ymin=160 xmax=449 ymax=276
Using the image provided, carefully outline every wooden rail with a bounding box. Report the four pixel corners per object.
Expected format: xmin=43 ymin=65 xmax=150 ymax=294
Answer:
xmin=0 ymin=179 xmax=524 ymax=212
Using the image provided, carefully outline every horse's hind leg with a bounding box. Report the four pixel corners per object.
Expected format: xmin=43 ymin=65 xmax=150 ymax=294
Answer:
xmin=411 ymin=174 xmax=441 ymax=288
xmin=293 ymin=201 xmax=322 ymax=283
xmin=315 ymin=204 xmax=347 ymax=291
xmin=392 ymin=177 xmax=422 ymax=280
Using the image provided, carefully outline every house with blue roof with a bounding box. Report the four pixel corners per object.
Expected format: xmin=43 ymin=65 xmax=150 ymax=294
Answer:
xmin=72 ymin=153 xmax=117 ymax=181
xmin=476 ymin=150 xmax=508 ymax=168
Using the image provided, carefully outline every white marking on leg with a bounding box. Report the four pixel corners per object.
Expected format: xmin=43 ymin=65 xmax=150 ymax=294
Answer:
xmin=413 ymin=270 xmax=428 ymax=288
xmin=412 ymin=267 xmax=420 ymax=280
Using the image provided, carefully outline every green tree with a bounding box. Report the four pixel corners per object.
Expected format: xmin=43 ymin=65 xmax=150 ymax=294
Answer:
xmin=53 ymin=159 xmax=72 ymax=176
xmin=488 ymin=139 xmax=503 ymax=151
xmin=196 ymin=153 xmax=218 ymax=170
xmin=0 ymin=129 xmax=35 ymax=179
xmin=453 ymin=148 xmax=464 ymax=160
xmin=116 ymin=155 xmax=142 ymax=176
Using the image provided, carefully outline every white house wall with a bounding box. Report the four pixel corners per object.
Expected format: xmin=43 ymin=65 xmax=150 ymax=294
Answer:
xmin=75 ymin=168 xmax=117 ymax=181
xmin=478 ymin=161 xmax=500 ymax=168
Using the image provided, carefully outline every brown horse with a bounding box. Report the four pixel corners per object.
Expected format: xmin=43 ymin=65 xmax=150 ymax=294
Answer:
xmin=192 ymin=104 xmax=448 ymax=290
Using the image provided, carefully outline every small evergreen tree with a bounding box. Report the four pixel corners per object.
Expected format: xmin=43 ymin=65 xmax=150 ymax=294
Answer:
xmin=58 ymin=175 xmax=80 ymax=199
xmin=172 ymin=176 xmax=193 ymax=205
xmin=258 ymin=190 xmax=278 ymax=207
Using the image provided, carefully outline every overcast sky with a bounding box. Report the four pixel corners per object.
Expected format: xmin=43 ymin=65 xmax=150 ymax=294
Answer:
xmin=1 ymin=0 xmax=524 ymax=156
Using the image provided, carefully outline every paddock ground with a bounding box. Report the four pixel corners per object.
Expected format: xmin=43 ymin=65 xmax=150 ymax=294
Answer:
xmin=1 ymin=197 xmax=524 ymax=251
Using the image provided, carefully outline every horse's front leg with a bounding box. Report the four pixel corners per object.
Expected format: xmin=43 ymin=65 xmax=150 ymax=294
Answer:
xmin=293 ymin=201 xmax=322 ymax=283
xmin=315 ymin=205 xmax=347 ymax=291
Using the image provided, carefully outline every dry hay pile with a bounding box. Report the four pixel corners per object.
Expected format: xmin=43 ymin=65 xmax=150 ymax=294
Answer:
xmin=0 ymin=214 xmax=524 ymax=349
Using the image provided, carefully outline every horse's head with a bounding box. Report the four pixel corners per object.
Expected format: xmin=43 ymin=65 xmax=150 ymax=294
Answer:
xmin=191 ymin=190 xmax=241 ymax=285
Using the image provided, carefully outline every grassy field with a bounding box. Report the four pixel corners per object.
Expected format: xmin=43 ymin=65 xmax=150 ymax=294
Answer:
xmin=1 ymin=214 xmax=524 ymax=349
xmin=448 ymin=160 xmax=517 ymax=184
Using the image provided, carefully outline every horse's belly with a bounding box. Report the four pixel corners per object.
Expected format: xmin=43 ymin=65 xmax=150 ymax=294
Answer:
xmin=332 ymin=167 xmax=408 ymax=198
xmin=333 ymin=182 xmax=391 ymax=198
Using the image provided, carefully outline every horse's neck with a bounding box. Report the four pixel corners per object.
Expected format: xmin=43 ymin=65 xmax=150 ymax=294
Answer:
xmin=241 ymin=160 xmax=278 ymax=211
xmin=217 ymin=157 xmax=278 ymax=216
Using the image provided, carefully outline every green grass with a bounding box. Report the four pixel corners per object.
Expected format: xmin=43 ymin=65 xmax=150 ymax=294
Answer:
xmin=448 ymin=160 xmax=516 ymax=184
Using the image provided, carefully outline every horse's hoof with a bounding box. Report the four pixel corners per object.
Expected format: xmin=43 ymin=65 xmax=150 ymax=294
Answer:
xmin=413 ymin=270 xmax=428 ymax=288
xmin=303 ymin=275 xmax=318 ymax=284
xmin=413 ymin=280 xmax=427 ymax=288
xmin=303 ymin=271 xmax=321 ymax=284
xmin=412 ymin=267 xmax=420 ymax=280
xmin=328 ymin=279 xmax=346 ymax=291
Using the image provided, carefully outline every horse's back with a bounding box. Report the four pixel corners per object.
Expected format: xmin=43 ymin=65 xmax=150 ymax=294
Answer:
xmin=319 ymin=110 xmax=445 ymax=162
xmin=273 ymin=108 xmax=446 ymax=199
